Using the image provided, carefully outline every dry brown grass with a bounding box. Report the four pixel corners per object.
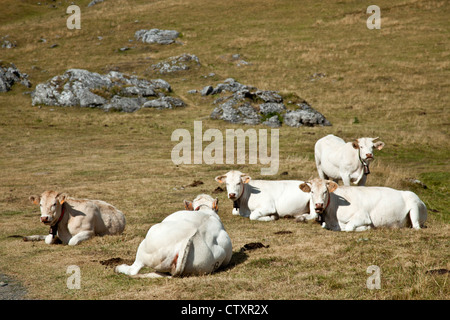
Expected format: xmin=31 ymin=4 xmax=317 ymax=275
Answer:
xmin=0 ymin=0 xmax=449 ymax=300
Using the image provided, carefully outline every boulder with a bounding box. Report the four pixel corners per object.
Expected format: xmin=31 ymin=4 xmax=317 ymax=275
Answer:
xmin=31 ymin=69 xmax=184 ymax=112
xmin=0 ymin=62 xmax=31 ymax=92
xmin=135 ymin=29 xmax=180 ymax=45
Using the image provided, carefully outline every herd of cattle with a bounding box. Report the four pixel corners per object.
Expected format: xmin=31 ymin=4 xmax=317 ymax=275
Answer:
xmin=24 ymin=134 xmax=428 ymax=277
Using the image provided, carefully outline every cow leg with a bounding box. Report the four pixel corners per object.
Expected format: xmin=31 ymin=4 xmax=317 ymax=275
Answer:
xmin=249 ymin=209 xmax=276 ymax=222
xmin=317 ymin=166 xmax=326 ymax=180
xmin=115 ymin=260 xmax=144 ymax=276
xmin=68 ymin=230 xmax=94 ymax=245
xmin=344 ymin=213 xmax=372 ymax=232
xmin=341 ymin=174 xmax=352 ymax=186
xmin=23 ymin=235 xmax=47 ymax=242
xmin=45 ymin=234 xmax=58 ymax=244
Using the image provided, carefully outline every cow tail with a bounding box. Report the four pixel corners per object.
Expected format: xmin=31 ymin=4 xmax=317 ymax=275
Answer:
xmin=171 ymin=231 xmax=197 ymax=276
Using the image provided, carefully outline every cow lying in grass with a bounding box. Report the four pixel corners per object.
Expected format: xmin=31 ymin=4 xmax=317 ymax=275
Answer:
xmin=25 ymin=191 xmax=126 ymax=245
xmin=298 ymin=178 xmax=427 ymax=231
xmin=115 ymin=194 xmax=232 ymax=278
xmin=215 ymin=170 xmax=310 ymax=221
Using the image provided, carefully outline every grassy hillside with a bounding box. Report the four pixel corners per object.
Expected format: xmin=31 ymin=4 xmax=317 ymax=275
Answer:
xmin=0 ymin=0 xmax=448 ymax=299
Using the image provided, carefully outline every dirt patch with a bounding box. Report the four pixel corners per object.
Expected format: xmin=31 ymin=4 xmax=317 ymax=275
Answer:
xmin=0 ymin=273 xmax=28 ymax=300
xmin=274 ymin=230 xmax=293 ymax=235
xmin=426 ymin=268 xmax=449 ymax=275
xmin=212 ymin=186 xmax=224 ymax=193
xmin=186 ymin=180 xmax=204 ymax=187
xmin=240 ymin=242 xmax=269 ymax=252
xmin=99 ymin=257 xmax=125 ymax=268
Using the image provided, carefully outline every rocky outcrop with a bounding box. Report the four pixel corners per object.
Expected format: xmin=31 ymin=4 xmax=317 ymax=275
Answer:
xmin=150 ymin=53 xmax=200 ymax=74
xmin=135 ymin=29 xmax=180 ymax=45
xmin=206 ymin=78 xmax=331 ymax=127
xmin=1 ymin=36 xmax=16 ymax=49
xmin=31 ymin=69 xmax=185 ymax=112
xmin=0 ymin=62 xmax=31 ymax=92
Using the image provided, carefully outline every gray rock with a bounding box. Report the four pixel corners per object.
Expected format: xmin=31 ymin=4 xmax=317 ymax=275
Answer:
xmin=259 ymin=102 xmax=286 ymax=115
xmin=255 ymin=90 xmax=282 ymax=103
xmin=142 ymin=96 xmax=185 ymax=109
xmin=31 ymin=69 xmax=184 ymax=112
xmin=262 ymin=115 xmax=282 ymax=128
xmin=1 ymin=36 xmax=16 ymax=49
xmin=283 ymin=103 xmax=331 ymax=127
xmin=0 ymin=62 xmax=32 ymax=92
xmin=201 ymin=85 xmax=213 ymax=96
xmin=135 ymin=29 xmax=180 ymax=45
xmin=87 ymin=0 xmax=104 ymax=7
xmin=151 ymin=53 xmax=200 ymax=74
xmin=103 ymin=96 xmax=145 ymax=112
xmin=207 ymin=78 xmax=331 ymax=127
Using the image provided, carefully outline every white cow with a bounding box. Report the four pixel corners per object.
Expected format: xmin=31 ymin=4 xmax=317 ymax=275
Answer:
xmin=314 ymin=134 xmax=385 ymax=186
xmin=26 ymin=191 xmax=126 ymax=245
xmin=298 ymin=178 xmax=427 ymax=232
xmin=115 ymin=194 xmax=232 ymax=278
xmin=215 ymin=170 xmax=310 ymax=221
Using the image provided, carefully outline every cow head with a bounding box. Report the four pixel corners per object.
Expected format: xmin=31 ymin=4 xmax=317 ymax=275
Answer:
xmin=352 ymin=137 xmax=385 ymax=163
xmin=184 ymin=194 xmax=219 ymax=212
xmin=29 ymin=191 xmax=67 ymax=225
xmin=299 ymin=179 xmax=338 ymax=214
xmin=215 ymin=170 xmax=251 ymax=201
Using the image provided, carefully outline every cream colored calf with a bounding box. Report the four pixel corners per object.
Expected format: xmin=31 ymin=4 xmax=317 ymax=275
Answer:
xmin=26 ymin=191 xmax=126 ymax=245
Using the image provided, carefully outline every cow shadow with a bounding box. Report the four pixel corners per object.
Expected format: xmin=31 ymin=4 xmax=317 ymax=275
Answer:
xmin=218 ymin=250 xmax=248 ymax=273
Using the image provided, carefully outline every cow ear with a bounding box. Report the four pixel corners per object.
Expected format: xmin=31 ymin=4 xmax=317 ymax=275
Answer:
xmin=57 ymin=193 xmax=67 ymax=205
xmin=299 ymin=183 xmax=311 ymax=193
xmin=29 ymin=195 xmax=40 ymax=205
xmin=241 ymin=175 xmax=251 ymax=184
xmin=215 ymin=175 xmax=227 ymax=184
xmin=352 ymin=140 xmax=359 ymax=149
xmin=213 ymin=198 xmax=219 ymax=212
xmin=374 ymin=141 xmax=385 ymax=150
xmin=326 ymin=181 xmax=338 ymax=193
xmin=184 ymin=200 xmax=194 ymax=211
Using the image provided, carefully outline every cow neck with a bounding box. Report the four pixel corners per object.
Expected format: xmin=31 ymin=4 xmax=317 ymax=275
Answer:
xmin=358 ymin=150 xmax=370 ymax=175
xmin=49 ymin=202 xmax=66 ymax=238
xmin=325 ymin=193 xmax=331 ymax=210
xmin=233 ymin=183 xmax=246 ymax=209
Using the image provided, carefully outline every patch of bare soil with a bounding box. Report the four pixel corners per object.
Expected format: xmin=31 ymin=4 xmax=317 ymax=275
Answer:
xmin=0 ymin=273 xmax=27 ymax=300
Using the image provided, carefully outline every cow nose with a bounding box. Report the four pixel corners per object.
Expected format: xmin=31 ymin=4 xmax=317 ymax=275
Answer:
xmin=366 ymin=153 xmax=373 ymax=158
xmin=40 ymin=216 xmax=48 ymax=223
xmin=229 ymin=193 xmax=236 ymax=198
xmin=315 ymin=203 xmax=324 ymax=209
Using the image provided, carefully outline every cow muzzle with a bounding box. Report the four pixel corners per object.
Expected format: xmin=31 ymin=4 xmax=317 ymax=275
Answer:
xmin=228 ymin=193 xmax=237 ymax=200
xmin=314 ymin=203 xmax=324 ymax=214
xmin=40 ymin=216 xmax=52 ymax=224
